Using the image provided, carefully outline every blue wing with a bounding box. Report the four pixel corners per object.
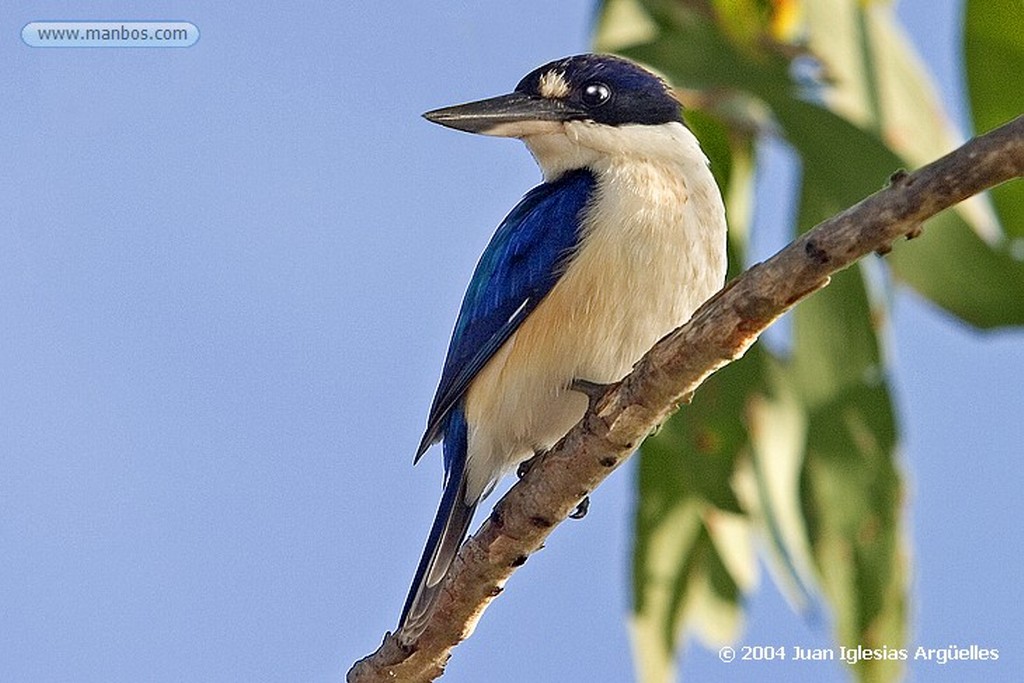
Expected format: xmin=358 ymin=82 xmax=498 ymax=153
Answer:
xmin=415 ymin=168 xmax=597 ymax=464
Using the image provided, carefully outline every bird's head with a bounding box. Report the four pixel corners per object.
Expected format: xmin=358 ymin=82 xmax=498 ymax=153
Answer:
xmin=424 ymin=54 xmax=691 ymax=178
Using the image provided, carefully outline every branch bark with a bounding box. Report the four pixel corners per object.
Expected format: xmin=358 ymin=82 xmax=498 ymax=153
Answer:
xmin=347 ymin=114 xmax=1024 ymax=683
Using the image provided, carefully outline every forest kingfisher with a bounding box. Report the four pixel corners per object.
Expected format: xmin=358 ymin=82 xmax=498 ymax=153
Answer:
xmin=399 ymin=53 xmax=728 ymax=641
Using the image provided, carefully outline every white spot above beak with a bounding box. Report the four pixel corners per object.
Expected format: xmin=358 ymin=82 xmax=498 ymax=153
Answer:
xmin=537 ymin=70 xmax=570 ymax=99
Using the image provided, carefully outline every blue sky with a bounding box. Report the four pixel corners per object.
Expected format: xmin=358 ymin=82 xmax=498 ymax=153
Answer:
xmin=2 ymin=2 xmax=1021 ymax=682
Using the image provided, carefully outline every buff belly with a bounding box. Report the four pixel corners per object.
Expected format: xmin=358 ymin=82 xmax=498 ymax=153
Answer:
xmin=461 ymin=155 xmax=727 ymax=503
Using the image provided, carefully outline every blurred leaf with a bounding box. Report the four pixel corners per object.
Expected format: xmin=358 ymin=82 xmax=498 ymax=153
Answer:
xmin=742 ymin=360 xmax=817 ymax=610
xmin=791 ymin=120 xmax=908 ymax=673
xmin=965 ymin=0 xmax=1024 ymax=237
xmin=596 ymin=0 xmax=794 ymax=94
xmin=803 ymin=0 xmax=957 ymax=158
xmin=593 ymin=1 xmax=1020 ymax=682
xmin=803 ymin=0 xmax=1001 ymax=258
xmin=630 ymin=509 xmax=748 ymax=682
xmin=789 ymin=267 xmax=881 ymax=407
xmin=600 ymin=0 xmax=1024 ymax=327
xmin=964 ymin=0 xmax=1024 ymax=133
xmin=778 ymin=99 xmax=1024 ymax=328
xmin=630 ymin=498 xmax=708 ymax=683
xmin=708 ymin=0 xmax=774 ymax=49
xmin=597 ymin=0 xmax=660 ymax=52
xmin=786 ymin=71 xmax=909 ymax=673
xmin=631 ymin=356 xmax=760 ymax=682
xmin=887 ymin=210 xmax=1024 ymax=327
xmin=790 ymin=229 xmax=906 ymax=683
xmin=800 ymin=380 xmax=906 ymax=683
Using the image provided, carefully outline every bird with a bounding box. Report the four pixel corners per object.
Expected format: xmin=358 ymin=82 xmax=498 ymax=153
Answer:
xmin=398 ymin=53 xmax=728 ymax=641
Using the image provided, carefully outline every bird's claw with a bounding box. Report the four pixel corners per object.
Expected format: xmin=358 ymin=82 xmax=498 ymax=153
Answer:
xmin=571 ymin=378 xmax=613 ymax=409
xmin=569 ymin=496 xmax=590 ymax=519
xmin=517 ymin=450 xmax=544 ymax=479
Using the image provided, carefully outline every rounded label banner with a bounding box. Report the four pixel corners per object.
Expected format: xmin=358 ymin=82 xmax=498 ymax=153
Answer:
xmin=22 ymin=21 xmax=199 ymax=48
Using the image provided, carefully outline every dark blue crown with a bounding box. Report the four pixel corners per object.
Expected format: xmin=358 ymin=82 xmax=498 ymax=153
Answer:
xmin=515 ymin=54 xmax=682 ymax=126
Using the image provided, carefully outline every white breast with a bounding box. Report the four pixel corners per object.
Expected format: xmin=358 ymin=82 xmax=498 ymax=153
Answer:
xmin=461 ymin=121 xmax=727 ymax=502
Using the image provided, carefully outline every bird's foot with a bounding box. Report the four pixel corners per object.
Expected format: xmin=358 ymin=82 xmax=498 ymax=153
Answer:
xmin=571 ymin=378 xmax=613 ymax=409
xmin=569 ymin=496 xmax=590 ymax=520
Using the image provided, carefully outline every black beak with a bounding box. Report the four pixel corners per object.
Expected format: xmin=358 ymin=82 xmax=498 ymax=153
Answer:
xmin=423 ymin=92 xmax=585 ymax=136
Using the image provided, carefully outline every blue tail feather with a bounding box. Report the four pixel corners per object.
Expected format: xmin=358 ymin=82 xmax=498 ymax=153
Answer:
xmin=398 ymin=406 xmax=477 ymax=640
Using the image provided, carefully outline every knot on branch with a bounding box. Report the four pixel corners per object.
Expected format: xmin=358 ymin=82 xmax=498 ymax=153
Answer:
xmin=804 ymin=238 xmax=830 ymax=265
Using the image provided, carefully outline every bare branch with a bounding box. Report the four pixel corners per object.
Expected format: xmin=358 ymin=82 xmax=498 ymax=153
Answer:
xmin=347 ymin=114 xmax=1024 ymax=683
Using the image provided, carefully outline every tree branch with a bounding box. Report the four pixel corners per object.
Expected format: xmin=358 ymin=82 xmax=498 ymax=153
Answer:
xmin=347 ymin=114 xmax=1024 ymax=683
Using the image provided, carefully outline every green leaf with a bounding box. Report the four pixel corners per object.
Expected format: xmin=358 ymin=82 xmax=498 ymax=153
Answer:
xmin=707 ymin=0 xmax=776 ymax=49
xmin=965 ymin=0 xmax=1024 ymax=237
xmin=601 ymin=0 xmax=1024 ymax=327
xmin=802 ymin=0 xmax=961 ymax=164
xmin=964 ymin=0 xmax=1024 ymax=137
xmin=800 ymin=380 xmax=907 ymax=683
xmin=631 ymin=355 xmax=761 ymax=682
xmin=743 ymin=358 xmax=817 ymax=611
xmin=630 ymin=501 xmax=746 ymax=683
xmin=777 ymin=100 xmax=1024 ymax=328
xmin=800 ymin=0 xmax=999 ymax=247
xmin=790 ymin=268 xmax=882 ymax=408
xmin=594 ymin=3 xmax=1017 ymax=683
xmin=596 ymin=0 xmax=794 ymax=95
xmin=792 ymin=278 xmax=907 ymax=683
xmin=886 ymin=210 xmax=1024 ymax=328
xmin=800 ymin=0 xmax=1023 ymax=322
xmin=790 ymin=120 xmax=907 ymax=682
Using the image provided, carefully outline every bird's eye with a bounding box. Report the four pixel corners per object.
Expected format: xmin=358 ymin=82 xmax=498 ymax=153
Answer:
xmin=581 ymin=82 xmax=611 ymax=107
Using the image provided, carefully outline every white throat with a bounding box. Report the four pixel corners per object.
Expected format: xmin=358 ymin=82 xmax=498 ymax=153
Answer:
xmin=521 ymin=120 xmax=710 ymax=181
